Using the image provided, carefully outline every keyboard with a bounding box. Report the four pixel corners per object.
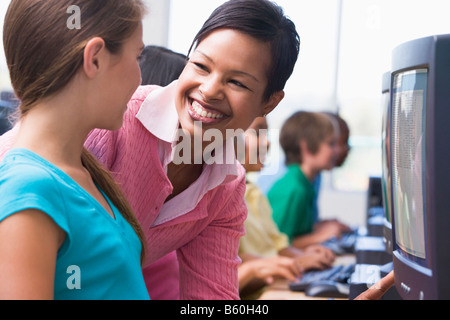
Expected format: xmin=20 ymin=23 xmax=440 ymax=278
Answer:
xmin=322 ymin=232 xmax=358 ymax=255
xmin=289 ymin=264 xmax=355 ymax=292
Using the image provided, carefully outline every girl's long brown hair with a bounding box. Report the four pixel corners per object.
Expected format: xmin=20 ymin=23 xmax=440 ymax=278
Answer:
xmin=3 ymin=0 xmax=147 ymax=262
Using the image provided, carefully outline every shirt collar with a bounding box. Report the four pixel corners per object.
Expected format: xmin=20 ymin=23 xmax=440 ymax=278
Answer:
xmin=136 ymin=81 xmax=179 ymax=143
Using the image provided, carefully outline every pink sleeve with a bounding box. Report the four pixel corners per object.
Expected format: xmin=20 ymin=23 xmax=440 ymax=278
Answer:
xmin=177 ymin=171 xmax=248 ymax=300
xmin=143 ymin=251 xmax=180 ymax=300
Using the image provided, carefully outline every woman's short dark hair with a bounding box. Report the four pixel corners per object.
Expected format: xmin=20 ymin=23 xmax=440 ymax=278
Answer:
xmin=188 ymin=0 xmax=300 ymax=101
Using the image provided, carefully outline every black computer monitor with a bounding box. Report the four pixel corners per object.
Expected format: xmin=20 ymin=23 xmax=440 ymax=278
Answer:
xmin=381 ymin=71 xmax=393 ymax=255
xmin=390 ymin=34 xmax=450 ymax=300
xmin=366 ymin=177 xmax=383 ymax=212
xmin=0 ymin=103 xmax=13 ymax=135
xmin=0 ymin=91 xmax=19 ymax=135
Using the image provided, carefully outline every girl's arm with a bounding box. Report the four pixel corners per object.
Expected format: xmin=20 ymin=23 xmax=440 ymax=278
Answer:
xmin=0 ymin=209 xmax=64 ymax=300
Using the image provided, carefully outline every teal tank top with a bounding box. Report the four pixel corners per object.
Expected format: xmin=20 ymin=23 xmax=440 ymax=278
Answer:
xmin=0 ymin=149 xmax=150 ymax=300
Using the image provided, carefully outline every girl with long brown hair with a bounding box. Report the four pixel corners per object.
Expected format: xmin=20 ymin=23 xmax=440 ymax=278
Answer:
xmin=0 ymin=0 xmax=148 ymax=299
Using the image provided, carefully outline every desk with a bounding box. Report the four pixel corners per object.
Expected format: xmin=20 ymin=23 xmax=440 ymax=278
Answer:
xmin=258 ymin=255 xmax=356 ymax=300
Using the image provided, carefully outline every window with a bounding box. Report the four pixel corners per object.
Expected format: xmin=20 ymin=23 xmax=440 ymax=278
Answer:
xmin=335 ymin=0 xmax=450 ymax=191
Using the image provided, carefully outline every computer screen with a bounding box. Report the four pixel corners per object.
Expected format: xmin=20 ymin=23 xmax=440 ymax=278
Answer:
xmin=391 ymin=69 xmax=427 ymax=262
xmin=390 ymin=34 xmax=450 ymax=300
xmin=381 ymin=71 xmax=393 ymax=254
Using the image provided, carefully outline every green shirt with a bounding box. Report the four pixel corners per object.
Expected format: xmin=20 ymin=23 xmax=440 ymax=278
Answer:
xmin=268 ymin=165 xmax=317 ymax=243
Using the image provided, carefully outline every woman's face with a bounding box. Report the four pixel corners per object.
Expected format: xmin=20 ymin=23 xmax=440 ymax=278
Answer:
xmin=175 ymin=29 xmax=282 ymax=146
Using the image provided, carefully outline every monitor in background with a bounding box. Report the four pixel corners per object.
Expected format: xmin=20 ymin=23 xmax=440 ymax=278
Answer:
xmin=381 ymin=71 xmax=393 ymax=255
xmin=366 ymin=176 xmax=385 ymax=237
xmin=366 ymin=177 xmax=383 ymax=213
xmin=0 ymin=91 xmax=19 ymax=135
xmin=390 ymin=34 xmax=450 ymax=300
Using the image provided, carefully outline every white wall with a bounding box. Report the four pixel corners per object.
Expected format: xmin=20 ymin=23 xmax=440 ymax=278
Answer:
xmin=142 ymin=0 xmax=171 ymax=47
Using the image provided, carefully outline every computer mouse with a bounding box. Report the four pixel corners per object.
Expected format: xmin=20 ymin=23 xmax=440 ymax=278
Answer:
xmin=305 ymin=280 xmax=350 ymax=299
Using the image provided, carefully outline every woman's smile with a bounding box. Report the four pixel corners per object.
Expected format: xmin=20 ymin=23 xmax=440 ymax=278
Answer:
xmin=188 ymin=98 xmax=226 ymax=124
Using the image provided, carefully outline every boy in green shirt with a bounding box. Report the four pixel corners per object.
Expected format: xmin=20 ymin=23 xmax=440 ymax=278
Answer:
xmin=268 ymin=111 xmax=350 ymax=248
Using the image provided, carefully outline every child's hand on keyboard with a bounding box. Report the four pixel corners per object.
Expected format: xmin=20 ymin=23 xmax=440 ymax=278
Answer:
xmin=314 ymin=220 xmax=351 ymax=242
xmin=294 ymin=245 xmax=336 ymax=271
xmin=239 ymin=256 xmax=302 ymax=288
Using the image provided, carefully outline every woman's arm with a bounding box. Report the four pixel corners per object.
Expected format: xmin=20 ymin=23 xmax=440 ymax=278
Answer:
xmin=0 ymin=209 xmax=64 ymax=300
xmin=177 ymin=173 xmax=248 ymax=300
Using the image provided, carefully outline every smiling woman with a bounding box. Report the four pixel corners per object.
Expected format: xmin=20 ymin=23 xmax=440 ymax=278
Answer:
xmin=176 ymin=29 xmax=278 ymax=139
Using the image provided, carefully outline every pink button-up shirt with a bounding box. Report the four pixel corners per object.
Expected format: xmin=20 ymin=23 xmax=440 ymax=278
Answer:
xmin=0 ymin=84 xmax=248 ymax=300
